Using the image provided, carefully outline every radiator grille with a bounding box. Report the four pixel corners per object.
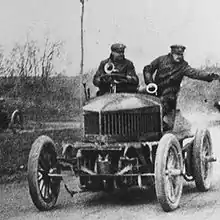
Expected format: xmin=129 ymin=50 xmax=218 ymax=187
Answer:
xmin=101 ymin=109 xmax=160 ymax=136
xmin=84 ymin=107 xmax=161 ymax=141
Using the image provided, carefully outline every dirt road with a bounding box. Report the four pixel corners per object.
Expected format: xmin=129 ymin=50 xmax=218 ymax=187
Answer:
xmin=1 ymin=121 xmax=220 ymax=220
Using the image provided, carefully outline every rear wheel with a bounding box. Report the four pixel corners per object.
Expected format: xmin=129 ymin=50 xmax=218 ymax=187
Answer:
xmin=27 ymin=135 xmax=60 ymax=211
xmin=192 ymin=128 xmax=213 ymax=191
xmin=155 ymin=133 xmax=183 ymax=212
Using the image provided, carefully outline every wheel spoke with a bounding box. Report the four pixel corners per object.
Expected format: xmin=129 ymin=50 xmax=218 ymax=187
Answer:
xmin=47 ymin=181 xmax=54 ymax=200
xmin=50 ymin=177 xmax=58 ymax=194
xmin=38 ymin=165 xmax=44 ymax=172
xmin=37 ymin=172 xmax=43 ymax=182
xmin=43 ymin=184 xmax=47 ymax=198
xmin=39 ymin=179 xmax=44 ymax=192
xmin=40 ymin=182 xmax=45 ymax=197
xmin=38 ymin=173 xmax=54 ymax=201
xmin=166 ymin=146 xmax=182 ymax=203
xmin=48 ymin=183 xmax=52 ymax=196
xmin=166 ymin=176 xmax=175 ymax=201
xmin=38 ymin=151 xmax=58 ymax=201
xmin=169 ymin=179 xmax=175 ymax=199
xmin=45 ymin=183 xmax=49 ymax=199
xmin=48 ymin=181 xmax=53 ymax=199
xmin=202 ymin=137 xmax=211 ymax=180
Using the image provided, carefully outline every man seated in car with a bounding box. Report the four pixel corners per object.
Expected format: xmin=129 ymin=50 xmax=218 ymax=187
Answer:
xmin=93 ymin=43 xmax=139 ymax=96
xmin=143 ymin=44 xmax=219 ymax=131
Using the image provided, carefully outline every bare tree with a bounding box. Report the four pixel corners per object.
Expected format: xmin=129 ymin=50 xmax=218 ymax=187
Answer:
xmin=4 ymin=36 xmax=62 ymax=78
xmin=41 ymin=37 xmax=63 ymax=79
xmin=4 ymin=40 xmax=39 ymax=79
xmin=0 ymin=46 xmax=6 ymax=75
xmin=0 ymin=36 xmax=63 ymax=99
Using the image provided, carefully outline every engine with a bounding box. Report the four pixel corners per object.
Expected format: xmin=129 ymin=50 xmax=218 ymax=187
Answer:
xmin=74 ymin=142 xmax=156 ymax=191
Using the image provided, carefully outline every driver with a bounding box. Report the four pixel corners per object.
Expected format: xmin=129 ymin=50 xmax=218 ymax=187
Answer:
xmin=143 ymin=44 xmax=220 ymax=131
xmin=93 ymin=43 xmax=139 ymax=96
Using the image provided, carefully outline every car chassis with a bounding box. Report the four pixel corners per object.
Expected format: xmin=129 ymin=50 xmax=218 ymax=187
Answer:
xmin=27 ymin=79 xmax=217 ymax=212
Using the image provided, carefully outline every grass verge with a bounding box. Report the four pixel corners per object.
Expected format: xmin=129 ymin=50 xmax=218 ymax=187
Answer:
xmin=0 ymin=128 xmax=81 ymax=184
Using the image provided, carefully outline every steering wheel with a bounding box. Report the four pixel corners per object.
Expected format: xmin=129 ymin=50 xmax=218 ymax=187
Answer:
xmin=100 ymin=73 xmax=128 ymax=84
xmin=146 ymin=83 xmax=158 ymax=95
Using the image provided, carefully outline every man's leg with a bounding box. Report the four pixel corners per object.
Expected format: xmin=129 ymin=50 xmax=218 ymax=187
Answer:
xmin=161 ymin=94 xmax=177 ymax=131
xmin=163 ymin=110 xmax=176 ymax=131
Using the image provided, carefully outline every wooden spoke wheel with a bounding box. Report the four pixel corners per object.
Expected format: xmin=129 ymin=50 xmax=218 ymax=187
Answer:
xmin=28 ymin=135 xmax=61 ymax=211
xmin=155 ymin=133 xmax=183 ymax=212
xmin=192 ymin=128 xmax=213 ymax=191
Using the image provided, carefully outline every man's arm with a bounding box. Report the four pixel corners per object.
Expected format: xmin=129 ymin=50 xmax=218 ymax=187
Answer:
xmin=93 ymin=61 xmax=107 ymax=87
xmin=183 ymin=64 xmax=219 ymax=82
xmin=143 ymin=57 xmax=160 ymax=84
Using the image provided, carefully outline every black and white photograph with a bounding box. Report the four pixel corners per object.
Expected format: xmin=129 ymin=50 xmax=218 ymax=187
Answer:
xmin=1 ymin=0 xmax=220 ymax=219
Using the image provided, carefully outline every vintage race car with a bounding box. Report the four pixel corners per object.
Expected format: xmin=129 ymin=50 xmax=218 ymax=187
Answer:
xmin=27 ymin=74 xmax=216 ymax=212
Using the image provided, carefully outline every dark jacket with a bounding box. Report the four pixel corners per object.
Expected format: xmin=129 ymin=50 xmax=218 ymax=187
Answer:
xmin=93 ymin=56 xmax=139 ymax=95
xmin=143 ymin=53 xmax=214 ymax=97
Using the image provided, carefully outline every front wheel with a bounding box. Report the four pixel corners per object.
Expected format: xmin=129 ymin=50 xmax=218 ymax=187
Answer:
xmin=155 ymin=133 xmax=183 ymax=212
xmin=192 ymin=128 xmax=213 ymax=191
xmin=27 ymin=135 xmax=61 ymax=211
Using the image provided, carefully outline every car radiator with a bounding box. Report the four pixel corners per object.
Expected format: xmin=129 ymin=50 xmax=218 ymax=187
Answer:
xmin=84 ymin=107 xmax=161 ymax=141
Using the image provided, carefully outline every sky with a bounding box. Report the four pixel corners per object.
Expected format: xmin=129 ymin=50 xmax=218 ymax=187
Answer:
xmin=0 ymin=0 xmax=220 ymax=75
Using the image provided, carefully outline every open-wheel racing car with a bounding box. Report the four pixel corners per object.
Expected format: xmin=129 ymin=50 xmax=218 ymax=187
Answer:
xmin=27 ymin=73 xmax=217 ymax=212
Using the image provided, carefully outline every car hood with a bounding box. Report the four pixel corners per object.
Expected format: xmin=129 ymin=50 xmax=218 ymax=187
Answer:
xmin=83 ymin=93 xmax=161 ymax=112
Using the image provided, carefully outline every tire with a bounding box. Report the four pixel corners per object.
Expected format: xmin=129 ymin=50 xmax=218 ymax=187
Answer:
xmin=27 ymin=135 xmax=60 ymax=211
xmin=192 ymin=128 xmax=213 ymax=191
xmin=155 ymin=133 xmax=183 ymax=212
xmin=10 ymin=109 xmax=24 ymax=130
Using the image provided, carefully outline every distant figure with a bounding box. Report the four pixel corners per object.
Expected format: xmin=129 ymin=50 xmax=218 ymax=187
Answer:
xmin=93 ymin=43 xmax=139 ymax=96
xmin=143 ymin=44 xmax=220 ymax=130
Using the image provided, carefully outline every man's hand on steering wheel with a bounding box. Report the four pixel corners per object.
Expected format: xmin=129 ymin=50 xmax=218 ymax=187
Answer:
xmin=100 ymin=73 xmax=128 ymax=84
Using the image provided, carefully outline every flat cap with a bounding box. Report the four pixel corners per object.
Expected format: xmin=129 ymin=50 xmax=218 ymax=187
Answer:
xmin=111 ymin=43 xmax=126 ymax=53
xmin=170 ymin=44 xmax=186 ymax=55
